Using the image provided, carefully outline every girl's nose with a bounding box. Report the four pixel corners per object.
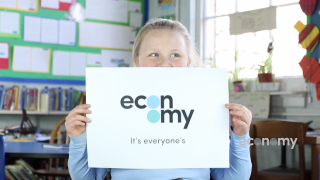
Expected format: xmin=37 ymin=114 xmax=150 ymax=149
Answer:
xmin=157 ymin=57 xmax=172 ymax=67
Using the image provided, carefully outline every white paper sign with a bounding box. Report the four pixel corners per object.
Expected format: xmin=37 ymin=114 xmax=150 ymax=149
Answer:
xmin=229 ymin=7 xmax=276 ymax=35
xmin=86 ymin=68 xmax=230 ymax=169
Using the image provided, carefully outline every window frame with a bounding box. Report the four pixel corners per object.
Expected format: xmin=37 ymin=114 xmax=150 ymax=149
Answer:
xmin=201 ymin=0 xmax=303 ymax=78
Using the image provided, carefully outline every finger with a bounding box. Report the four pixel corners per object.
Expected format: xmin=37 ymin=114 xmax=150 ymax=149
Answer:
xmin=232 ymin=117 xmax=248 ymax=128
xmin=225 ymin=103 xmax=247 ymax=112
xmin=74 ymin=114 xmax=91 ymax=123
xmin=74 ymin=120 xmax=86 ymax=126
xmin=70 ymin=104 xmax=92 ymax=116
xmin=229 ymin=111 xmax=250 ymax=125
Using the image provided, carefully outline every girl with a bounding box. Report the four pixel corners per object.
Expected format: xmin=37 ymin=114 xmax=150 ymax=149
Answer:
xmin=66 ymin=19 xmax=252 ymax=180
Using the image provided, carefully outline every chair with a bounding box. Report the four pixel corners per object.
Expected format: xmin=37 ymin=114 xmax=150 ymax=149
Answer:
xmin=29 ymin=116 xmax=70 ymax=179
xmin=250 ymin=120 xmax=310 ymax=180
xmin=0 ymin=135 xmax=5 ymax=180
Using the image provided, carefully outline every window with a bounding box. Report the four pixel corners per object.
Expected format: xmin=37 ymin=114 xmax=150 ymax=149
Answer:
xmin=203 ymin=0 xmax=306 ymax=78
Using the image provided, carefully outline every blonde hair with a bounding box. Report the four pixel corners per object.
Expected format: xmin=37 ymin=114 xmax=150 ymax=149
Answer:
xmin=132 ymin=18 xmax=202 ymax=67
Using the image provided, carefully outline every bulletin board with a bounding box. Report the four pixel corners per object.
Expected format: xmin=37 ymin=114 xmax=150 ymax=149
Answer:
xmin=0 ymin=0 xmax=146 ymax=85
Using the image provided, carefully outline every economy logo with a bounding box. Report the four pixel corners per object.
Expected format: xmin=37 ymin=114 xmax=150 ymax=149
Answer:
xmin=120 ymin=95 xmax=194 ymax=129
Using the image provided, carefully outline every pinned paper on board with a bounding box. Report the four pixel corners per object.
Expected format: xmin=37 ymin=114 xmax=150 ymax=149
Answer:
xmin=12 ymin=46 xmax=51 ymax=73
xmin=130 ymin=12 xmax=143 ymax=28
xmin=229 ymin=92 xmax=270 ymax=118
xmin=70 ymin=52 xmax=86 ymax=76
xmin=24 ymin=16 xmax=41 ymax=42
xmin=41 ymin=18 xmax=59 ymax=44
xmin=85 ymin=0 xmax=128 ymax=23
xmin=17 ymin=0 xmax=37 ymax=11
xmin=41 ymin=0 xmax=77 ymax=11
xmin=52 ymin=51 xmax=70 ymax=76
xmin=0 ymin=12 xmax=20 ymax=38
xmin=0 ymin=42 xmax=9 ymax=70
xmin=229 ymin=7 xmax=276 ymax=35
xmin=52 ymin=51 xmax=100 ymax=76
xmin=24 ymin=16 xmax=76 ymax=46
xmin=128 ymin=1 xmax=141 ymax=12
xmin=87 ymin=53 xmax=102 ymax=67
xmin=79 ymin=22 xmax=135 ymax=50
xmin=101 ymin=50 xmax=131 ymax=67
xmin=58 ymin=20 xmax=76 ymax=45
xmin=0 ymin=0 xmax=38 ymax=12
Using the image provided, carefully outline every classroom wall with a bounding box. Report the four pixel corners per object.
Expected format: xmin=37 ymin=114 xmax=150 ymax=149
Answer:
xmin=0 ymin=0 xmax=145 ymax=131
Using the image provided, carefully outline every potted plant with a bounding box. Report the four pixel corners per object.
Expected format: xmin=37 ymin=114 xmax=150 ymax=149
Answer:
xmin=257 ymin=41 xmax=274 ymax=82
xmin=228 ymin=49 xmax=247 ymax=92
xmin=253 ymin=40 xmax=280 ymax=91
xmin=204 ymin=56 xmax=217 ymax=68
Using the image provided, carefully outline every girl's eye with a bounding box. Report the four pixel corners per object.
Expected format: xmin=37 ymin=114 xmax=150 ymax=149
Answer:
xmin=170 ymin=53 xmax=179 ymax=58
xmin=150 ymin=53 xmax=159 ymax=57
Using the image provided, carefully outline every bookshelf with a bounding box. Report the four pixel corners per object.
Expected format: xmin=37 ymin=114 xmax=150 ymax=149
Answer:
xmin=0 ymin=110 xmax=69 ymax=115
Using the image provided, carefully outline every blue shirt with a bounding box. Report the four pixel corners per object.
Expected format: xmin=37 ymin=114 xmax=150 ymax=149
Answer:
xmin=68 ymin=130 xmax=252 ymax=180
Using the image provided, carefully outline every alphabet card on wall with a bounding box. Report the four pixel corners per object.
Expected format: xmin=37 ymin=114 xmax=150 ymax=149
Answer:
xmin=86 ymin=68 xmax=230 ymax=169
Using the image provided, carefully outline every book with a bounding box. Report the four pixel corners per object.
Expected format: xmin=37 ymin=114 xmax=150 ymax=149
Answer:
xmin=42 ymin=143 xmax=69 ymax=149
xmin=36 ymin=88 xmax=40 ymax=111
xmin=13 ymin=85 xmax=20 ymax=110
xmin=2 ymin=89 xmax=8 ymax=110
xmin=40 ymin=93 xmax=49 ymax=112
xmin=5 ymin=89 xmax=13 ymax=110
xmin=44 ymin=86 xmax=48 ymax=93
xmin=57 ymin=87 xmax=62 ymax=111
xmin=73 ymin=89 xmax=82 ymax=107
xmin=30 ymin=89 xmax=34 ymax=110
xmin=14 ymin=165 xmax=31 ymax=180
xmin=5 ymin=169 xmax=15 ymax=180
xmin=26 ymin=88 xmax=30 ymax=111
xmin=68 ymin=87 xmax=73 ymax=110
xmin=10 ymin=87 xmax=15 ymax=111
xmin=16 ymin=159 xmax=33 ymax=175
xmin=19 ymin=86 xmax=25 ymax=110
xmin=0 ymin=85 xmax=4 ymax=110
xmin=50 ymin=88 xmax=55 ymax=111
xmin=54 ymin=89 xmax=58 ymax=110
xmin=6 ymin=166 xmax=23 ymax=180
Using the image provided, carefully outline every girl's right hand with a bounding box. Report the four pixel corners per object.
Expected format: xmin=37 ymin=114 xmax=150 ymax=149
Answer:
xmin=65 ymin=104 xmax=92 ymax=137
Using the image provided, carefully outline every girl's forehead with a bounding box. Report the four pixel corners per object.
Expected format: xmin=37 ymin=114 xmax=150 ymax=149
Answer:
xmin=142 ymin=29 xmax=186 ymax=46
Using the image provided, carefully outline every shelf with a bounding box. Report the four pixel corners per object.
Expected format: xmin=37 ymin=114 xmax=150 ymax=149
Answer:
xmin=268 ymin=91 xmax=307 ymax=95
xmin=48 ymin=111 xmax=69 ymax=115
xmin=0 ymin=110 xmax=69 ymax=115
xmin=270 ymin=112 xmax=320 ymax=117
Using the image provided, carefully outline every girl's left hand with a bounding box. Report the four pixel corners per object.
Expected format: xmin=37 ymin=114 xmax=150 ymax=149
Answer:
xmin=225 ymin=103 xmax=252 ymax=136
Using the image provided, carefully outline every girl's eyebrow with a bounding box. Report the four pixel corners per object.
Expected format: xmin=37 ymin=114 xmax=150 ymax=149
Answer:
xmin=171 ymin=49 xmax=183 ymax=51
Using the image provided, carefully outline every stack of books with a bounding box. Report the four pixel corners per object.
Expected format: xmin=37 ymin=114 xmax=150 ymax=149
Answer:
xmin=0 ymin=85 xmax=86 ymax=112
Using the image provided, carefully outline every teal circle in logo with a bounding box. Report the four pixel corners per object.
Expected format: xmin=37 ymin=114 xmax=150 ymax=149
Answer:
xmin=147 ymin=95 xmax=160 ymax=109
xmin=147 ymin=110 xmax=160 ymax=123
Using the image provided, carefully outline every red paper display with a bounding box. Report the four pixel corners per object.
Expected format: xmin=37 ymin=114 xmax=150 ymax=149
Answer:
xmin=40 ymin=0 xmax=77 ymax=11
xmin=0 ymin=42 xmax=9 ymax=70
xmin=316 ymin=83 xmax=320 ymax=101
xmin=299 ymin=0 xmax=317 ymax=16
xmin=299 ymin=55 xmax=320 ymax=81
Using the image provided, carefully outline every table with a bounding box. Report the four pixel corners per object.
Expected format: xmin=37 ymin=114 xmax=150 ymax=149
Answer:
xmin=4 ymin=141 xmax=69 ymax=159
xmin=305 ymin=134 xmax=320 ymax=180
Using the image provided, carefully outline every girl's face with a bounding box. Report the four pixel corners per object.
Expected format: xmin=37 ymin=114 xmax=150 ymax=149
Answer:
xmin=134 ymin=29 xmax=191 ymax=67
